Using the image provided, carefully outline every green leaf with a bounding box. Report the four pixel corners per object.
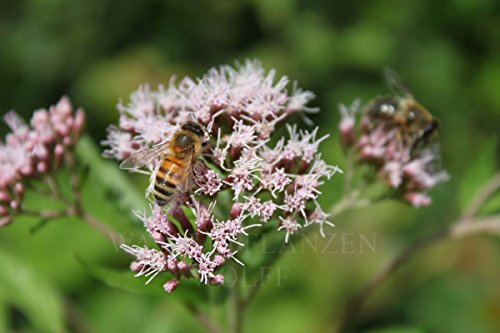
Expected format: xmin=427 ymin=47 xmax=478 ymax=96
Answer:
xmin=478 ymin=192 xmax=500 ymax=216
xmin=77 ymin=255 xmax=163 ymax=295
xmin=241 ymin=231 xmax=285 ymax=279
xmin=0 ymin=295 xmax=9 ymax=332
xmin=77 ymin=255 xmax=207 ymax=304
xmin=363 ymin=326 xmax=425 ymax=333
xmin=0 ymin=251 xmax=66 ymax=333
xmin=459 ymin=139 xmax=497 ymax=211
xmin=75 ymin=135 xmax=145 ymax=212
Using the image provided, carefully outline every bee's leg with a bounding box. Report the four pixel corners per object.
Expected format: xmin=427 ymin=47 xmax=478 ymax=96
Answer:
xmin=154 ymin=196 xmax=168 ymax=206
xmin=394 ymin=130 xmax=405 ymax=153
xmin=412 ymin=120 xmax=439 ymax=150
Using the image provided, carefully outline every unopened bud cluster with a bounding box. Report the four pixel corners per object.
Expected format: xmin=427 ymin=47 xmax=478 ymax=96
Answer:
xmin=0 ymin=97 xmax=85 ymax=226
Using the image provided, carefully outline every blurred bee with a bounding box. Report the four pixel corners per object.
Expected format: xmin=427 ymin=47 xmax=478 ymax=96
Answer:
xmin=120 ymin=121 xmax=209 ymax=206
xmin=364 ymin=68 xmax=439 ymax=148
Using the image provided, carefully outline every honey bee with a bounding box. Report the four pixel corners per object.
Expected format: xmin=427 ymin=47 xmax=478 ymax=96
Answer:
xmin=364 ymin=68 xmax=439 ymax=147
xmin=120 ymin=121 xmax=209 ymax=206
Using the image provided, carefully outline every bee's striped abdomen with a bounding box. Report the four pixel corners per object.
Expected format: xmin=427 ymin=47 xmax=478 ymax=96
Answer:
xmin=153 ymin=156 xmax=184 ymax=206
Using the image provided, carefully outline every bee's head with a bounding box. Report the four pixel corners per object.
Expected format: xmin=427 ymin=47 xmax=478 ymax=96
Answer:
xmin=181 ymin=121 xmax=210 ymax=148
xmin=175 ymin=133 xmax=195 ymax=150
xmin=366 ymin=96 xmax=398 ymax=119
xmin=182 ymin=121 xmax=205 ymax=138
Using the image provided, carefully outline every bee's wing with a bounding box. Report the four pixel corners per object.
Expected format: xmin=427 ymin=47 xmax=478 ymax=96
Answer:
xmin=383 ymin=68 xmax=414 ymax=98
xmin=119 ymin=142 xmax=171 ymax=170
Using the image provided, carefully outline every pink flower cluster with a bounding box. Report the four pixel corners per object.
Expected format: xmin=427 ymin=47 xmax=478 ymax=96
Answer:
xmin=338 ymin=100 xmax=448 ymax=207
xmin=0 ymin=97 xmax=85 ymax=226
xmin=105 ymin=61 xmax=341 ymax=291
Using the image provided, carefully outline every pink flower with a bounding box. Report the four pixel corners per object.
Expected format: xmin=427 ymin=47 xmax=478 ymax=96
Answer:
xmin=113 ymin=61 xmax=340 ymax=290
xmin=403 ymin=192 xmax=432 ymax=208
xmin=278 ymin=216 xmax=301 ymax=243
xmin=164 ymin=279 xmax=180 ymax=293
xmin=193 ymin=162 xmax=223 ymax=196
xmin=260 ymin=167 xmax=292 ymax=197
xmin=338 ymin=93 xmax=448 ymax=208
xmin=120 ymin=245 xmax=167 ymax=284
xmin=0 ymin=97 xmax=85 ymax=226
xmin=338 ymin=100 xmax=361 ymax=148
xmin=307 ymin=204 xmax=334 ymax=237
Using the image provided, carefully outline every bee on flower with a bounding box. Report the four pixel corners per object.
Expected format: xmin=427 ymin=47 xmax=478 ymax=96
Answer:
xmin=103 ymin=60 xmax=341 ymax=291
xmin=338 ymin=70 xmax=448 ymax=207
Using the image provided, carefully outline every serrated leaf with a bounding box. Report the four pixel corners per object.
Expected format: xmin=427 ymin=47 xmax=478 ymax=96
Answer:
xmin=0 ymin=251 xmax=66 ymax=333
xmin=75 ymin=135 xmax=145 ymax=212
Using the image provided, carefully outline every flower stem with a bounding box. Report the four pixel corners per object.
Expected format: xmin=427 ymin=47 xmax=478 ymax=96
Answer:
xmin=240 ymin=238 xmax=284 ymax=309
xmin=239 ymin=194 xmax=366 ymax=311
xmin=336 ymin=213 xmax=500 ymax=333
xmin=81 ymin=211 xmax=117 ymax=242
xmin=64 ymin=151 xmax=83 ymax=214
xmin=25 ymin=151 xmax=117 ymax=241
xmin=229 ymin=264 xmax=243 ymax=333
xmin=186 ymin=303 xmax=224 ymax=333
xmin=65 ymin=151 xmax=117 ymax=241
xmin=461 ymin=172 xmax=500 ymax=222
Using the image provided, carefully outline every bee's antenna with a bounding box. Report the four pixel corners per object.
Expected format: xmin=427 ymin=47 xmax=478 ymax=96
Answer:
xmin=189 ymin=112 xmax=197 ymax=122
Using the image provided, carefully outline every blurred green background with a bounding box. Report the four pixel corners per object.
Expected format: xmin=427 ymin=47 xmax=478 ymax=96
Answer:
xmin=1 ymin=0 xmax=500 ymax=332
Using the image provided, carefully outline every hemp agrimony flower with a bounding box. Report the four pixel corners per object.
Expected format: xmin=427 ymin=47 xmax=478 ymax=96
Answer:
xmin=0 ymin=97 xmax=85 ymax=226
xmin=104 ymin=60 xmax=341 ymax=291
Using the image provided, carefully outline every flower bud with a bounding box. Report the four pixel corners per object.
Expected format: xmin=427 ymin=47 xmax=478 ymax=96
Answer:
xmin=0 ymin=192 xmax=10 ymax=203
xmin=211 ymin=274 xmax=224 ymax=285
xmin=213 ymin=255 xmax=225 ymax=266
xmin=230 ymin=203 xmax=242 ymax=220
xmin=56 ymin=96 xmax=72 ymax=117
xmin=63 ymin=136 xmax=72 ymax=146
xmin=177 ymin=261 xmax=192 ymax=277
xmin=20 ymin=165 xmax=34 ymax=176
xmin=339 ymin=118 xmax=355 ymax=149
xmin=163 ymin=279 xmax=179 ymax=293
xmin=14 ymin=182 xmax=24 ymax=195
xmin=10 ymin=200 xmax=19 ymax=210
xmin=167 ymin=257 xmax=178 ymax=275
xmin=37 ymin=162 xmax=47 ymax=174
xmin=151 ymin=231 xmax=165 ymax=243
xmin=73 ymin=108 xmax=86 ymax=138
xmin=0 ymin=216 xmax=12 ymax=227
xmin=404 ymin=192 xmax=431 ymax=208
xmin=130 ymin=261 xmax=144 ymax=272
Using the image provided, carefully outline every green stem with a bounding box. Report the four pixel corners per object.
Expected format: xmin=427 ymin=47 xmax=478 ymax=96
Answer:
xmin=229 ymin=281 xmax=242 ymax=333
xmin=461 ymin=172 xmax=500 ymax=222
xmin=240 ymin=194 xmax=368 ymax=310
xmin=26 ymin=152 xmax=116 ymax=241
xmin=65 ymin=151 xmax=117 ymax=241
xmin=335 ymin=213 xmax=500 ymax=333
xmin=186 ymin=303 xmax=224 ymax=333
